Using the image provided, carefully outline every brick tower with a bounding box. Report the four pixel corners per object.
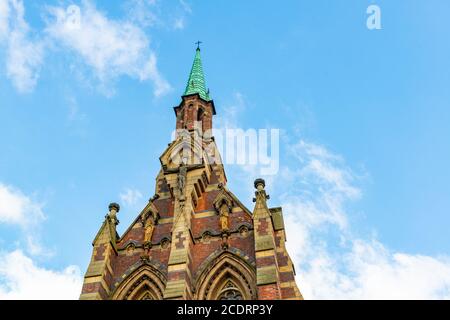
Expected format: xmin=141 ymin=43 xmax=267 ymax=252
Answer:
xmin=79 ymin=46 xmax=302 ymax=300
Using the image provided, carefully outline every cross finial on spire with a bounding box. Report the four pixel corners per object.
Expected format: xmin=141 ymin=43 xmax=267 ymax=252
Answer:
xmin=195 ymin=41 xmax=202 ymax=50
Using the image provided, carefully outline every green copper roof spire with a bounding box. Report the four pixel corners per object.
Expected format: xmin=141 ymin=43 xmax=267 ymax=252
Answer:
xmin=184 ymin=45 xmax=211 ymax=101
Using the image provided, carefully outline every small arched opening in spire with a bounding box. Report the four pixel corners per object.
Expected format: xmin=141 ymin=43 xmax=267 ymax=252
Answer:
xmin=197 ymin=107 xmax=205 ymax=123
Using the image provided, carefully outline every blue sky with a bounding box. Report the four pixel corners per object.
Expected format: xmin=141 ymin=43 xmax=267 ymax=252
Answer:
xmin=1 ymin=0 xmax=450 ymax=299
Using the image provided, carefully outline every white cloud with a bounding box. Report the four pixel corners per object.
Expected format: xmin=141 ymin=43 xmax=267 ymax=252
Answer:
xmin=280 ymin=139 xmax=450 ymax=299
xmin=0 ymin=250 xmax=82 ymax=300
xmin=0 ymin=183 xmax=54 ymax=257
xmin=125 ymin=0 xmax=159 ymax=28
xmin=173 ymin=17 xmax=184 ymax=30
xmin=44 ymin=0 xmax=171 ymax=96
xmin=1 ymin=0 xmax=44 ymax=93
xmin=0 ymin=0 xmax=9 ymax=39
xmin=120 ymin=188 xmax=143 ymax=207
xmin=0 ymin=184 xmax=82 ymax=299
xmin=0 ymin=183 xmax=45 ymax=227
xmin=1 ymin=0 xmax=176 ymax=95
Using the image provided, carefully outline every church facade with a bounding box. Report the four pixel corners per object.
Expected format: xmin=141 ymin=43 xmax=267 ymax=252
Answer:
xmin=79 ymin=47 xmax=302 ymax=300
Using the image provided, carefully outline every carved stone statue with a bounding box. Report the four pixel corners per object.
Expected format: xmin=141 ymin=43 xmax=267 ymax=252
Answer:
xmin=144 ymin=216 xmax=155 ymax=243
xmin=178 ymin=166 xmax=187 ymax=191
xmin=177 ymin=165 xmax=187 ymax=201
xmin=219 ymin=203 xmax=230 ymax=231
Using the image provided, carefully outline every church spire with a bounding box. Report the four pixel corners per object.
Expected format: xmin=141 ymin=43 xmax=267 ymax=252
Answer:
xmin=184 ymin=44 xmax=211 ymax=101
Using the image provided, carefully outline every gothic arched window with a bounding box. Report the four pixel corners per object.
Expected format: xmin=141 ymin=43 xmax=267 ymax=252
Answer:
xmin=111 ymin=265 xmax=166 ymax=300
xmin=195 ymin=252 xmax=256 ymax=300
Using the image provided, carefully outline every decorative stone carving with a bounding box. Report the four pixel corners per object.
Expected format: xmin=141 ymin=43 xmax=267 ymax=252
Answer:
xmin=108 ymin=202 xmax=120 ymax=225
xmin=126 ymin=243 xmax=135 ymax=255
xmin=140 ymin=203 xmax=159 ymax=250
xmin=239 ymin=226 xmax=249 ymax=238
xmin=178 ymin=165 xmax=187 ymax=195
xmin=219 ymin=281 xmax=243 ymax=300
xmin=221 ymin=233 xmax=229 ymax=250
xmin=202 ymin=231 xmax=212 ymax=243
xmin=144 ymin=216 xmax=155 ymax=244
xmin=219 ymin=203 xmax=230 ymax=232
xmin=253 ymin=178 xmax=270 ymax=202
xmin=160 ymin=238 xmax=171 ymax=249
xmin=213 ymin=191 xmax=233 ymax=235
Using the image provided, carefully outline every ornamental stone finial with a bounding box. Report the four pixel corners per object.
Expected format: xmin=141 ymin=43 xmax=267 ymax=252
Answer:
xmin=109 ymin=203 xmax=120 ymax=213
xmin=253 ymin=179 xmax=269 ymax=202
xmin=108 ymin=203 xmax=120 ymax=226
xmin=254 ymin=178 xmax=265 ymax=191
